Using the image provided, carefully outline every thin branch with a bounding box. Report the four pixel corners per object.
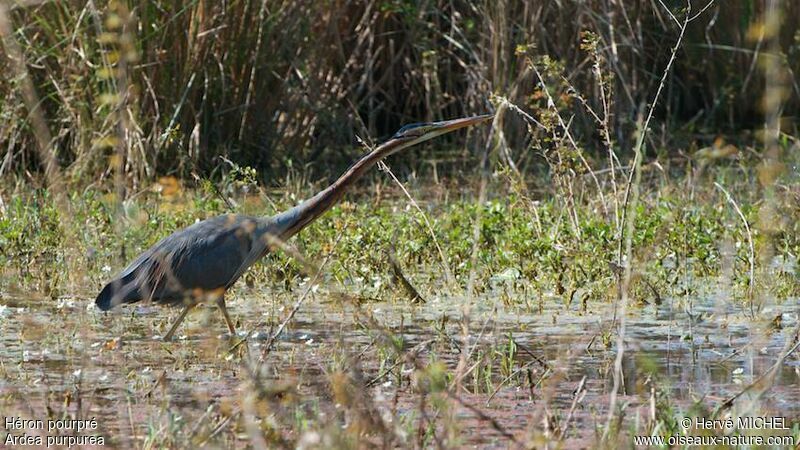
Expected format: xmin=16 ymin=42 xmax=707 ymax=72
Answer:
xmin=714 ymin=182 xmax=756 ymax=315
xmin=604 ymin=0 xmax=695 ymax=441
xmin=377 ymin=161 xmax=456 ymax=288
xmin=713 ymin=322 xmax=800 ymax=417
xmin=530 ymin=63 xmax=609 ymax=218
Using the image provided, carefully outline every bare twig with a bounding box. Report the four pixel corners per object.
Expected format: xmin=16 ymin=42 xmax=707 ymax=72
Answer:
xmin=714 ymin=182 xmax=756 ymax=315
xmin=237 ymin=0 xmax=269 ymax=142
xmin=378 ymin=161 xmax=456 ymax=288
xmin=445 ymin=390 xmax=519 ymax=443
xmin=559 ymin=376 xmax=587 ymax=439
xmin=247 ymin=234 xmax=341 ymax=369
xmin=530 ymin=63 xmax=608 ymax=218
xmin=454 ymin=111 xmax=500 ymax=394
xmin=713 ymin=322 xmax=800 ymax=417
xmin=485 ymin=360 xmax=543 ymax=406
xmin=387 ymin=231 xmax=425 ymax=303
xmin=604 ymin=0 xmax=695 ymax=441
xmin=0 ymin=3 xmax=61 ymax=192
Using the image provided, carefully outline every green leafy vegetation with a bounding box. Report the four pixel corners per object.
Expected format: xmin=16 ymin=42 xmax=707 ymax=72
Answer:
xmin=3 ymin=166 xmax=797 ymax=304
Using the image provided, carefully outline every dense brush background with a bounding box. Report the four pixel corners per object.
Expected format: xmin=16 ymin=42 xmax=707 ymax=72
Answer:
xmin=1 ymin=0 xmax=797 ymax=187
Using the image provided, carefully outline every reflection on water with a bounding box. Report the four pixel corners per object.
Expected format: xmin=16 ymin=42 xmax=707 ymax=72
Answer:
xmin=1 ymin=289 xmax=798 ymax=446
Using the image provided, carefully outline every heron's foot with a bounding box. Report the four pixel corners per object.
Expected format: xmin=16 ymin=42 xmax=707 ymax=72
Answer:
xmin=159 ymin=333 xmax=189 ymax=342
xmin=226 ymin=333 xmax=251 ymax=359
xmin=215 ymin=297 xmax=238 ymax=336
xmin=218 ymin=330 xmax=241 ymax=340
xmin=162 ymin=304 xmax=194 ymax=342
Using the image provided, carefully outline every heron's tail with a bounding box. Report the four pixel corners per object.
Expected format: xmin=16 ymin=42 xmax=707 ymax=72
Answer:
xmin=95 ymin=277 xmax=141 ymax=311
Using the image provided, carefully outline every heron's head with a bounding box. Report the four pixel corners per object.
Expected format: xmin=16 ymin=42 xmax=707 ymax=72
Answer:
xmin=383 ymin=114 xmax=493 ymax=154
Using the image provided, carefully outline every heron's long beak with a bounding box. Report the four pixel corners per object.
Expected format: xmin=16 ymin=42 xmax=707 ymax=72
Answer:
xmin=428 ymin=113 xmax=494 ymax=135
xmin=402 ymin=113 xmax=494 ymax=147
xmin=380 ymin=113 xmax=494 ymax=156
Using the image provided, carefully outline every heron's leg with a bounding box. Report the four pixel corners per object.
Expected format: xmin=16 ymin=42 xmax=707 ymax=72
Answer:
xmin=215 ymin=297 xmax=237 ymax=336
xmin=163 ymin=304 xmax=194 ymax=341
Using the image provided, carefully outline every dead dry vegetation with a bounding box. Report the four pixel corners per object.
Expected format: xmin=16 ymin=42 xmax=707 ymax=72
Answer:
xmin=1 ymin=0 xmax=799 ymax=449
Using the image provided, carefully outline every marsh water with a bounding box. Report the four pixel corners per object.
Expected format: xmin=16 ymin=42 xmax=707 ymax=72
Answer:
xmin=0 ymin=284 xmax=800 ymax=447
xmin=1 ymin=281 xmax=798 ymax=448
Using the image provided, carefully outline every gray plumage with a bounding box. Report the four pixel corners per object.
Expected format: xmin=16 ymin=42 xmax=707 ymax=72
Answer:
xmin=96 ymin=214 xmax=285 ymax=310
xmin=94 ymin=114 xmax=492 ymax=339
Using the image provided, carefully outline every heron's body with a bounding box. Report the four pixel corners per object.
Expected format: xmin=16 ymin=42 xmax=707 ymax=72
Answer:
xmin=96 ymin=214 xmax=274 ymax=309
xmin=95 ymin=114 xmax=492 ymax=340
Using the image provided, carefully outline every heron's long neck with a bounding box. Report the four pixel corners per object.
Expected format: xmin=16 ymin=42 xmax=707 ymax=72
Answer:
xmin=268 ymin=140 xmax=406 ymax=240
